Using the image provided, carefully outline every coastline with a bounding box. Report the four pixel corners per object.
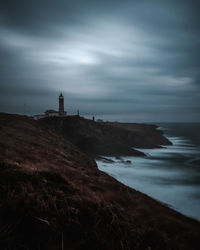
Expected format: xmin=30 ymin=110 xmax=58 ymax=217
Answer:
xmin=0 ymin=113 xmax=200 ymax=249
xmin=40 ymin=115 xmax=172 ymax=158
xmin=97 ymin=124 xmax=200 ymax=221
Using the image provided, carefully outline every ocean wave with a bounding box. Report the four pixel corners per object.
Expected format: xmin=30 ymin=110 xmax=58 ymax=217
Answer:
xmin=97 ymin=125 xmax=200 ymax=221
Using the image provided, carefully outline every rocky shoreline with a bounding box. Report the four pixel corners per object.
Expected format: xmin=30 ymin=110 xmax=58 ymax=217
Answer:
xmin=0 ymin=113 xmax=199 ymax=250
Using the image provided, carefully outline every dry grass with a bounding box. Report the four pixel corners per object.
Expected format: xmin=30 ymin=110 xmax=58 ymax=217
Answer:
xmin=0 ymin=113 xmax=200 ymax=250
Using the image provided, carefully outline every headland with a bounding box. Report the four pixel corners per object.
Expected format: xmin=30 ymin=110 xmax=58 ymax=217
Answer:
xmin=0 ymin=113 xmax=199 ymax=249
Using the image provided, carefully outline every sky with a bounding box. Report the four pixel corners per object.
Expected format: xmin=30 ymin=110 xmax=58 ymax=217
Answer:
xmin=0 ymin=0 xmax=199 ymax=122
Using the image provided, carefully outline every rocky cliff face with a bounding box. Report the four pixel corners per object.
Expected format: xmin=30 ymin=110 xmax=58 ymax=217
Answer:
xmin=0 ymin=113 xmax=199 ymax=250
xmin=106 ymin=121 xmax=171 ymax=148
xmin=40 ymin=116 xmax=171 ymax=157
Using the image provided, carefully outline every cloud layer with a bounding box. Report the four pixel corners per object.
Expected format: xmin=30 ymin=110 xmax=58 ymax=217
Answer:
xmin=0 ymin=0 xmax=199 ymax=121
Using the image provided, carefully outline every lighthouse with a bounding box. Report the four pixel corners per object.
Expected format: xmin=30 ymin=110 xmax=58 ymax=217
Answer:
xmin=59 ymin=93 xmax=67 ymax=116
xmin=33 ymin=93 xmax=67 ymax=119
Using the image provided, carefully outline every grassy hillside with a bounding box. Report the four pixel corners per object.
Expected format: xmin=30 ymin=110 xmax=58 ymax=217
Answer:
xmin=0 ymin=113 xmax=199 ymax=250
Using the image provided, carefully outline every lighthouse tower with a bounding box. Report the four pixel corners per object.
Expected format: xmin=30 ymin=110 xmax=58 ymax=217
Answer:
xmin=59 ymin=93 xmax=66 ymax=116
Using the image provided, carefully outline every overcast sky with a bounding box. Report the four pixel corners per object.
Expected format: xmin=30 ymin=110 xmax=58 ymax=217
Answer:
xmin=0 ymin=0 xmax=199 ymax=122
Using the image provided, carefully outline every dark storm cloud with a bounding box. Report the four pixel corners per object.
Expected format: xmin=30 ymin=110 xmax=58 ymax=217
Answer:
xmin=0 ymin=0 xmax=199 ymax=121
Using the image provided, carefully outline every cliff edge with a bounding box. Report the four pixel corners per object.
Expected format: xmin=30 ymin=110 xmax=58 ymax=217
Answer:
xmin=0 ymin=113 xmax=199 ymax=250
xmin=40 ymin=116 xmax=171 ymax=157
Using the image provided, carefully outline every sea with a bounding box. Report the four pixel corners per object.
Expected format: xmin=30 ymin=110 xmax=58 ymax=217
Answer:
xmin=97 ymin=123 xmax=200 ymax=221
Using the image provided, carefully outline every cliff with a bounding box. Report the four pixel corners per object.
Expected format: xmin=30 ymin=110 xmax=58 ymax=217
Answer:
xmin=0 ymin=113 xmax=199 ymax=250
xmin=106 ymin=121 xmax=171 ymax=148
xmin=40 ymin=116 xmax=171 ymax=157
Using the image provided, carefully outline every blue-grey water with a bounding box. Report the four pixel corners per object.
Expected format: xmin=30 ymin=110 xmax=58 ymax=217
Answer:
xmin=97 ymin=123 xmax=200 ymax=221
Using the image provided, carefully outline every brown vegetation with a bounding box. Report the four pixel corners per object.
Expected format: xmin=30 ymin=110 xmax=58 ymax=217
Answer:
xmin=0 ymin=113 xmax=199 ymax=250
